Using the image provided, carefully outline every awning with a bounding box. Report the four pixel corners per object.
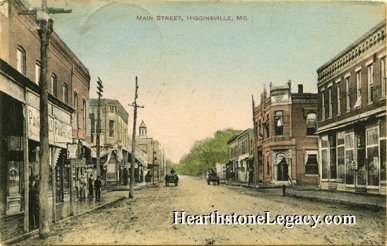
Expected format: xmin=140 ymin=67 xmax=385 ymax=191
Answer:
xmin=79 ymin=139 xmax=91 ymax=149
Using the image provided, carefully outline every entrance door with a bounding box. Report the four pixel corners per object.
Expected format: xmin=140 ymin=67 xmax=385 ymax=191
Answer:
xmin=277 ymin=157 xmax=288 ymax=181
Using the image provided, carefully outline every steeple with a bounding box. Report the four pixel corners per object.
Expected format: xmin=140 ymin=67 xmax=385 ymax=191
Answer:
xmin=139 ymin=120 xmax=147 ymax=138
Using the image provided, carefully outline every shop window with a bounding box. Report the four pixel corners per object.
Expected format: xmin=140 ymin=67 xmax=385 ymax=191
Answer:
xmin=306 ymin=113 xmax=317 ymax=135
xmin=381 ymin=56 xmax=386 ymax=99
xmin=16 ymin=46 xmax=26 ymax=76
xmin=367 ymin=127 xmax=379 ymax=186
xmin=381 ymin=139 xmax=386 ymax=181
xmin=305 ymin=150 xmax=318 ymax=175
xmin=321 ymin=135 xmax=328 ymax=179
xmin=368 ymin=64 xmax=374 ymax=104
xmin=275 ymin=111 xmax=283 ymax=136
xmin=337 ymin=131 xmax=345 ymax=180
xmin=109 ymin=120 xmax=115 ymax=137
xmin=345 ymin=76 xmax=351 ymax=112
xmin=337 ymin=82 xmax=341 ymax=116
xmin=329 ymin=134 xmax=337 ymax=179
xmin=345 ymin=133 xmax=355 ymax=185
xmin=52 ymin=74 xmax=57 ymax=97
xmin=356 ymin=129 xmax=366 ymax=185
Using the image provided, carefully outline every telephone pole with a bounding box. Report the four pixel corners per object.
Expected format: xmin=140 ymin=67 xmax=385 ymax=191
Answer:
xmin=96 ymin=78 xmax=103 ymax=177
xmin=128 ymin=77 xmax=144 ymax=198
xmin=20 ymin=0 xmax=71 ymax=239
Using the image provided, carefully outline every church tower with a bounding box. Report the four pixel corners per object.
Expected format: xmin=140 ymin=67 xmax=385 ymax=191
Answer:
xmin=139 ymin=120 xmax=147 ymax=138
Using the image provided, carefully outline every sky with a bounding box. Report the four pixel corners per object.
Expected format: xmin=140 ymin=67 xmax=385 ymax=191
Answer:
xmin=24 ymin=0 xmax=386 ymax=163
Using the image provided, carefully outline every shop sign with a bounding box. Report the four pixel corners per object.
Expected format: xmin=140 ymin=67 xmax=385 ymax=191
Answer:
xmin=27 ymin=105 xmax=71 ymax=144
xmin=67 ymin=143 xmax=78 ymax=159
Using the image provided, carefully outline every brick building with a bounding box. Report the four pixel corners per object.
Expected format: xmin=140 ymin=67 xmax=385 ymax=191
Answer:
xmin=253 ymin=81 xmax=319 ymax=185
xmin=0 ymin=0 xmax=90 ymax=239
xmin=227 ymin=129 xmax=254 ymax=183
xmin=89 ymin=98 xmax=130 ymax=185
xmin=316 ymin=21 xmax=386 ymax=194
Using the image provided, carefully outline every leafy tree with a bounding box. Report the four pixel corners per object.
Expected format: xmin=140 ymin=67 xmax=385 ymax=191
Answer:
xmin=175 ymin=128 xmax=242 ymax=176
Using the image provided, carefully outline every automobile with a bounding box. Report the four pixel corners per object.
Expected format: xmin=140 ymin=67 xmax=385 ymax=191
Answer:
xmin=165 ymin=174 xmax=178 ymax=186
xmin=207 ymin=172 xmax=220 ymax=185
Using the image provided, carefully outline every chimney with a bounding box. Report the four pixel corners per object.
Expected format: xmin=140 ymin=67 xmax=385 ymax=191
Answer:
xmin=298 ymin=84 xmax=303 ymax=94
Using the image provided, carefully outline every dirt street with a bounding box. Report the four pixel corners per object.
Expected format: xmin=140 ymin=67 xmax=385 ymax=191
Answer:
xmin=18 ymin=176 xmax=385 ymax=245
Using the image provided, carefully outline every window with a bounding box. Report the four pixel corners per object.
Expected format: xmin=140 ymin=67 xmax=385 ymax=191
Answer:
xmin=366 ymin=127 xmax=379 ymax=186
xmin=90 ymin=113 xmax=95 ymax=144
xmin=305 ymin=150 xmax=318 ymax=175
xmin=321 ymin=92 xmax=325 ymax=121
xmin=381 ymin=57 xmax=386 ymax=99
xmin=82 ymin=99 xmax=87 ymax=130
xmin=337 ymin=131 xmax=345 ymax=180
xmin=110 ymin=106 xmax=115 ymax=112
xmin=321 ymin=135 xmax=328 ymax=179
xmin=328 ymin=86 xmax=333 ymax=119
xmin=73 ymin=92 xmax=78 ymax=129
xmin=368 ymin=64 xmax=374 ymax=104
xmin=16 ymin=47 xmax=26 ymax=75
xmin=51 ymin=74 xmax=57 ymax=97
xmin=274 ymin=111 xmax=283 ymax=136
xmin=63 ymin=84 xmax=68 ymax=104
xmin=306 ymin=113 xmax=317 ymax=135
xmin=329 ymin=134 xmax=337 ymax=179
xmin=35 ymin=61 xmax=41 ymax=84
xmin=266 ymin=157 xmax=270 ymax=175
xmin=345 ymin=76 xmax=350 ymax=112
xmin=337 ymin=82 xmax=341 ymax=116
xmin=109 ymin=120 xmax=115 ymax=137
xmin=265 ymin=114 xmax=270 ymax=138
xmin=355 ymin=70 xmax=361 ymax=108
xmin=345 ymin=133 xmax=355 ymax=185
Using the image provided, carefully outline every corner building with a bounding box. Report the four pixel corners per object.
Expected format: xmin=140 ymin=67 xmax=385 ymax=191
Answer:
xmin=316 ymin=21 xmax=386 ymax=194
xmin=253 ymin=82 xmax=319 ymax=185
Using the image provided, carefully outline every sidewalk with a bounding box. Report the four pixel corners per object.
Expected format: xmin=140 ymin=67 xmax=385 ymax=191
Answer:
xmin=3 ymin=182 xmax=148 ymax=245
xmin=220 ymin=180 xmax=386 ymax=209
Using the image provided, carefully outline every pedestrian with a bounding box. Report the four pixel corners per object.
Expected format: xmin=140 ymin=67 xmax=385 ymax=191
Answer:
xmin=75 ymin=176 xmax=80 ymax=199
xmin=88 ymin=174 xmax=94 ymax=200
xmin=95 ymin=176 xmax=102 ymax=201
xmin=80 ymin=173 xmax=87 ymax=201
xmin=29 ymin=175 xmax=38 ymax=229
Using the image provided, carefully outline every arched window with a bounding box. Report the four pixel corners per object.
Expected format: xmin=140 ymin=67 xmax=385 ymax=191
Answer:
xmin=83 ymin=99 xmax=87 ymax=131
xmin=63 ymin=83 xmax=68 ymax=104
xmin=51 ymin=74 xmax=57 ymax=97
xmin=17 ymin=46 xmax=26 ymax=75
xmin=35 ymin=61 xmax=41 ymax=84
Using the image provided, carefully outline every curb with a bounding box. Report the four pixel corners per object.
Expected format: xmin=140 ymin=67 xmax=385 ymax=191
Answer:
xmin=2 ymin=191 xmax=140 ymax=245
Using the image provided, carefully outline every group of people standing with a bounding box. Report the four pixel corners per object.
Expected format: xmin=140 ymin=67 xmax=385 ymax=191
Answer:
xmin=75 ymin=174 xmax=102 ymax=202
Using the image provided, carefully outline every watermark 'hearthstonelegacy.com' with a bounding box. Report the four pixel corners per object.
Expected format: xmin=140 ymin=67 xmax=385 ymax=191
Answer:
xmin=172 ymin=211 xmax=356 ymax=228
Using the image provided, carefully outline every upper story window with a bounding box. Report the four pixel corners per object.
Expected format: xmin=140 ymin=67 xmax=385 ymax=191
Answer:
xmin=367 ymin=64 xmax=374 ymax=104
xmin=83 ymin=99 xmax=87 ymax=130
xmin=306 ymin=113 xmax=317 ymax=136
xmin=345 ymin=76 xmax=350 ymax=112
xmin=321 ymin=91 xmax=325 ymax=122
xmin=274 ymin=111 xmax=283 ymax=136
xmin=328 ymin=86 xmax=333 ymax=119
xmin=337 ymin=82 xmax=341 ymax=116
xmin=16 ymin=46 xmax=26 ymax=76
xmin=109 ymin=120 xmax=115 ymax=137
xmin=381 ymin=56 xmax=386 ymax=99
xmin=110 ymin=106 xmax=116 ymax=113
xmin=35 ymin=61 xmax=41 ymax=84
xmin=355 ymin=70 xmax=361 ymax=109
xmin=265 ymin=114 xmax=270 ymax=138
xmin=51 ymin=74 xmax=57 ymax=97
xmin=73 ymin=92 xmax=78 ymax=129
xmin=63 ymin=83 xmax=68 ymax=104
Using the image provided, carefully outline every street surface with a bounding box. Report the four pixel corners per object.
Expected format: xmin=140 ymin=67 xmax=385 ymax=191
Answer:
xmin=17 ymin=176 xmax=385 ymax=245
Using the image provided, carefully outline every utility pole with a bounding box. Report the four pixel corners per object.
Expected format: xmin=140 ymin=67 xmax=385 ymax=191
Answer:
xmin=128 ymin=77 xmax=144 ymax=198
xmin=20 ymin=0 xmax=71 ymax=239
xmin=96 ymin=78 xmax=103 ymax=177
